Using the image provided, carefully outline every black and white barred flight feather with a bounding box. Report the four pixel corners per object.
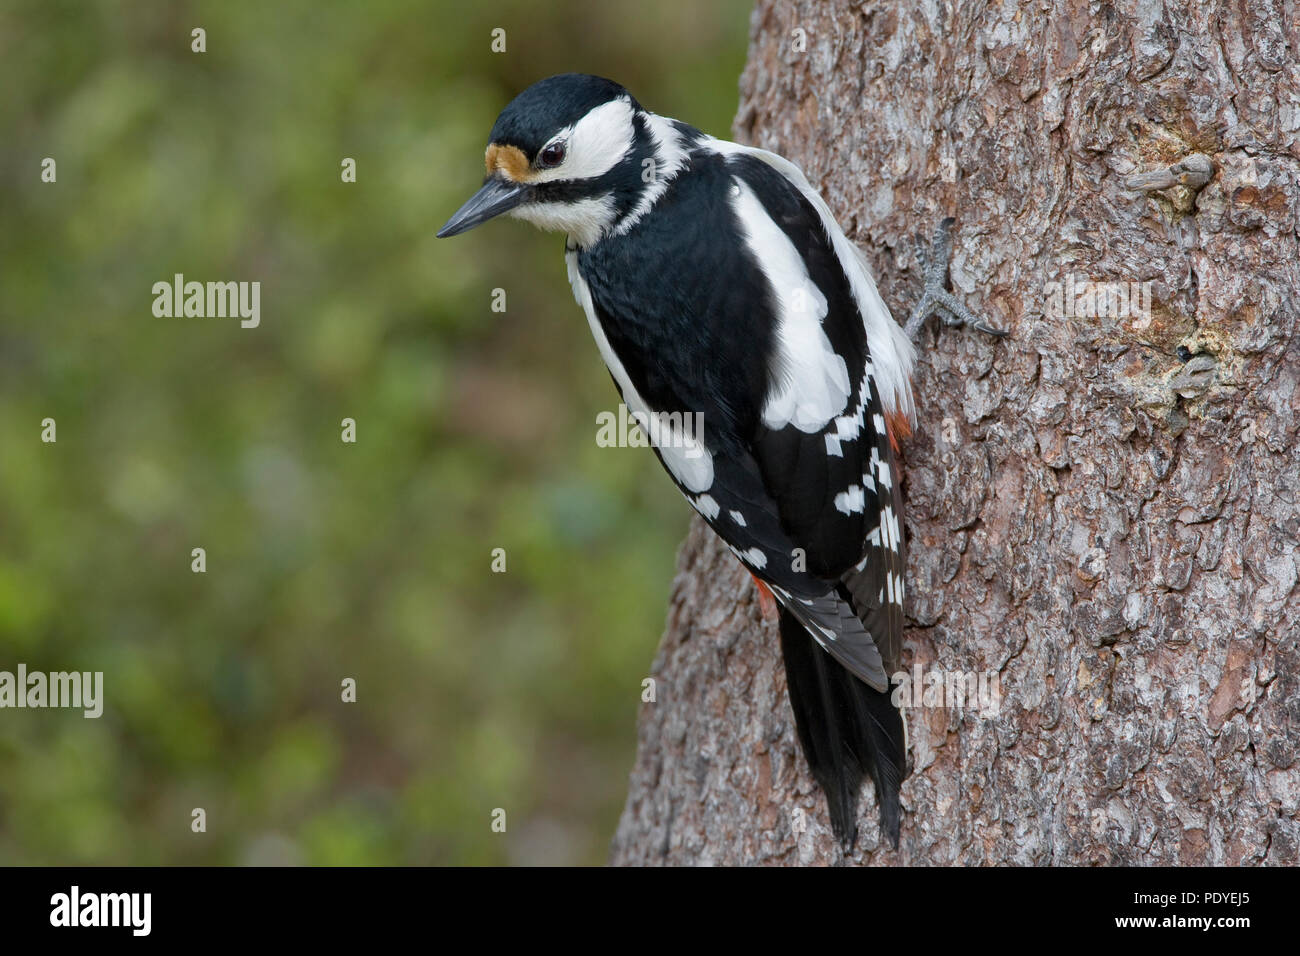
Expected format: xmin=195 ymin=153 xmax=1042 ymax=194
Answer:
xmin=439 ymin=74 xmax=915 ymax=849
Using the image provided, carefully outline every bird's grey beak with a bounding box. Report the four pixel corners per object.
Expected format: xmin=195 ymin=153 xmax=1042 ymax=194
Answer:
xmin=437 ymin=178 xmax=526 ymax=237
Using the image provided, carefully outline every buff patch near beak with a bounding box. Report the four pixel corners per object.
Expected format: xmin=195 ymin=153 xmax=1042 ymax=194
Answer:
xmin=485 ymin=143 xmax=533 ymax=182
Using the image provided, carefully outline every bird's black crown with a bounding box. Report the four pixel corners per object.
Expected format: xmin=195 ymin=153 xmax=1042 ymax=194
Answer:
xmin=488 ymin=73 xmax=640 ymax=157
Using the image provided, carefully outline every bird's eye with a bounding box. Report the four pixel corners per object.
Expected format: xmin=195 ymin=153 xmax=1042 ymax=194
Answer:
xmin=539 ymin=142 xmax=567 ymax=168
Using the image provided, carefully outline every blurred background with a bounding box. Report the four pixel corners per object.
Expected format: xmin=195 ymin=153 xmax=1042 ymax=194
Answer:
xmin=0 ymin=0 xmax=752 ymax=864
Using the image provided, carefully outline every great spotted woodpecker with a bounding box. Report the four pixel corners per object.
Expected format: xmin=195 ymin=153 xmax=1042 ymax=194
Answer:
xmin=439 ymin=74 xmax=1003 ymax=849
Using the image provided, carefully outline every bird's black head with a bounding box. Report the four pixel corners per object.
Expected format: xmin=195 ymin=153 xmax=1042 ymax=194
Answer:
xmin=438 ymin=74 xmax=662 ymax=246
xmin=487 ymin=74 xmax=635 ymax=160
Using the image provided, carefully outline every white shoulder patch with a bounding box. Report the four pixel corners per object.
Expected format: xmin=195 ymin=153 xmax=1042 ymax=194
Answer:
xmin=729 ymin=178 xmax=852 ymax=433
xmin=705 ymin=138 xmax=916 ymax=424
xmin=567 ymin=249 xmax=715 ymax=494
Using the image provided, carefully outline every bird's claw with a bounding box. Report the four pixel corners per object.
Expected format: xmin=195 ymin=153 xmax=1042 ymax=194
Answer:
xmin=902 ymin=217 xmax=1008 ymax=341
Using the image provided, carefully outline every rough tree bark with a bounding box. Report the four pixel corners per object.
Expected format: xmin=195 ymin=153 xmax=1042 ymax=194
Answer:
xmin=610 ymin=0 xmax=1300 ymax=865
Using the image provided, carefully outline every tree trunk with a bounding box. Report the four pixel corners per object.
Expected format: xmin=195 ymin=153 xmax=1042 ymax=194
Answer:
xmin=610 ymin=0 xmax=1300 ymax=865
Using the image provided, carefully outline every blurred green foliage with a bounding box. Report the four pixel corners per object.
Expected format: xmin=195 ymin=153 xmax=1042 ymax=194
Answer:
xmin=0 ymin=0 xmax=752 ymax=864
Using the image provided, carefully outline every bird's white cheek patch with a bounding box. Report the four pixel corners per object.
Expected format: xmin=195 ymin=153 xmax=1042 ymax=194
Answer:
xmin=729 ymin=180 xmax=851 ymax=433
xmin=530 ymin=98 xmax=636 ymax=185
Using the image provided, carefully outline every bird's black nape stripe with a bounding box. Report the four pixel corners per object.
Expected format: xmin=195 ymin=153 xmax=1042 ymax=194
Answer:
xmin=778 ymin=604 xmax=905 ymax=849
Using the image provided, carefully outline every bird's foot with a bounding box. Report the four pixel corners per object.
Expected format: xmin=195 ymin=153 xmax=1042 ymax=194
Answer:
xmin=901 ymin=217 xmax=1009 ymax=341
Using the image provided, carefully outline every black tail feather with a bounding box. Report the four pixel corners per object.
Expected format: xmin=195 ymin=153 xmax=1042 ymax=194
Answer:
xmin=778 ymin=604 xmax=906 ymax=849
